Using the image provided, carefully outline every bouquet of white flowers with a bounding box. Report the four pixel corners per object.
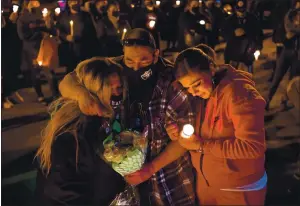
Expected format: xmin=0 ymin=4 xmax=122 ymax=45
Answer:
xmin=102 ymin=128 xmax=148 ymax=206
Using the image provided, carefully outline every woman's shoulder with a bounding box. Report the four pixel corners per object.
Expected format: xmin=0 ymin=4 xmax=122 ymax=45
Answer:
xmin=52 ymin=132 xmax=78 ymax=155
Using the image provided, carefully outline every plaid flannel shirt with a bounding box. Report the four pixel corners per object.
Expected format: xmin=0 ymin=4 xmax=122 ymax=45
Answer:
xmin=146 ymin=58 xmax=196 ymax=206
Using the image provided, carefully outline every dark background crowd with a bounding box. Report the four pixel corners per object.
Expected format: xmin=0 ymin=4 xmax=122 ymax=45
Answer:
xmin=2 ymin=0 xmax=299 ymax=108
xmin=1 ymin=0 xmax=300 ymax=205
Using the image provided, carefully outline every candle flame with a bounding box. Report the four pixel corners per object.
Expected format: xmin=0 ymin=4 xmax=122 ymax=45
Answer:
xmin=254 ymin=50 xmax=260 ymax=60
xmin=181 ymin=124 xmax=194 ymax=139
xmin=149 ymin=20 xmax=156 ymax=28
xmin=176 ymin=0 xmax=180 ymax=5
xmin=42 ymin=8 xmax=48 ymax=17
xmin=55 ymin=7 xmax=60 ymax=15
xmin=38 ymin=61 xmax=43 ymax=66
xmin=13 ymin=5 xmax=19 ymax=13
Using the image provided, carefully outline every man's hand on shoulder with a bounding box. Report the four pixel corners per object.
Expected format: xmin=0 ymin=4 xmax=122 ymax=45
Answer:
xmin=78 ymin=91 xmax=103 ymax=116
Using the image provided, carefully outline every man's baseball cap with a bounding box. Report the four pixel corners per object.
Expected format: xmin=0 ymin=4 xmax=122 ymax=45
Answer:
xmin=122 ymin=28 xmax=156 ymax=49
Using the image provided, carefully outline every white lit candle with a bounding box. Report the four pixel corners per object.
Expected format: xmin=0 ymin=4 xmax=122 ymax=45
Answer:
xmin=131 ymin=4 xmax=135 ymax=8
xmin=13 ymin=5 xmax=19 ymax=13
xmin=181 ymin=124 xmax=195 ymax=139
xmin=70 ymin=20 xmax=74 ymax=36
xmin=42 ymin=8 xmax=48 ymax=17
xmin=55 ymin=7 xmax=60 ymax=15
xmin=155 ymin=0 xmax=161 ymax=6
xmin=254 ymin=50 xmax=260 ymax=61
xmin=121 ymin=28 xmax=127 ymax=40
xmin=199 ymin=20 xmax=205 ymax=25
xmin=176 ymin=0 xmax=180 ymax=6
xmin=38 ymin=61 xmax=43 ymax=66
xmin=149 ymin=20 xmax=156 ymax=29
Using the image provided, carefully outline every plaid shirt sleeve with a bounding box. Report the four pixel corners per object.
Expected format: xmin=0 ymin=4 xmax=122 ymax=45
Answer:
xmin=149 ymin=80 xmax=197 ymax=206
xmin=165 ymin=81 xmax=195 ymax=127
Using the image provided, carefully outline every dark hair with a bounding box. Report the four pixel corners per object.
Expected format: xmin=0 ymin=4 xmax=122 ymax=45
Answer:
xmin=123 ymin=28 xmax=156 ymax=49
xmin=194 ymin=44 xmax=216 ymax=60
xmin=83 ymin=58 xmax=122 ymax=84
xmin=107 ymin=1 xmax=119 ymax=11
xmin=174 ymin=48 xmax=216 ymax=79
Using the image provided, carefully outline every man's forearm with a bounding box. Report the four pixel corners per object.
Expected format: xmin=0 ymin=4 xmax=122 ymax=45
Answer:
xmin=59 ymin=72 xmax=87 ymax=100
xmin=151 ymin=141 xmax=187 ymax=173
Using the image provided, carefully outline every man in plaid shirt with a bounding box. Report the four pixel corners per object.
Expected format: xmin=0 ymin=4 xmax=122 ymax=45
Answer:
xmin=59 ymin=28 xmax=196 ymax=205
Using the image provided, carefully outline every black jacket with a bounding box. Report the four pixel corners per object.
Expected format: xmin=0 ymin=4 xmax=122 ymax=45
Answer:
xmin=17 ymin=9 xmax=45 ymax=71
xmin=178 ymin=11 xmax=211 ymax=50
xmin=56 ymin=11 xmax=99 ymax=61
xmin=36 ymin=116 xmax=126 ymax=206
xmin=223 ymin=12 xmax=263 ymax=63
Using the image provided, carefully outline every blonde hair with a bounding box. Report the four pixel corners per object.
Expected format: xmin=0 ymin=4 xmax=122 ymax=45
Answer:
xmin=36 ymin=58 xmax=125 ymax=175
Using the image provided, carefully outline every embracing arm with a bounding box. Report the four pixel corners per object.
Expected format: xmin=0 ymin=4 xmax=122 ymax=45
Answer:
xmin=59 ymin=71 xmax=87 ymax=100
xmin=203 ymin=84 xmax=266 ymax=159
xmin=150 ymin=141 xmax=187 ymax=173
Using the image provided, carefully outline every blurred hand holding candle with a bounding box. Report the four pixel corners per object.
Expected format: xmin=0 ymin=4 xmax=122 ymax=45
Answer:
xmin=38 ymin=61 xmax=43 ymax=66
xmin=175 ymin=0 xmax=180 ymax=6
xmin=155 ymin=1 xmax=161 ymax=6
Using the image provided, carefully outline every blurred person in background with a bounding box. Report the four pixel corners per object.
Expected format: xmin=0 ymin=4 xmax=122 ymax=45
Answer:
xmin=2 ymin=1 xmax=23 ymax=108
xmin=223 ymin=0 xmax=263 ymax=73
xmin=178 ymin=0 xmax=211 ymax=50
xmin=202 ymin=0 xmax=224 ymax=48
xmin=265 ymin=1 xmax=300 ymax=111
xmin=270 ymin=0 xmax=291 ymax=82
xmin=17 ymin=0 xmax=55 ymax=104
xmin=160 ymin=0 xmax=184 ymax=51
xmin=56 ymin=0 xmax=99 ymax=73
xmin=101 ymin=1 xmax=131 ymax=56
xmin=132 ymin=0 xmax=166 ymax=50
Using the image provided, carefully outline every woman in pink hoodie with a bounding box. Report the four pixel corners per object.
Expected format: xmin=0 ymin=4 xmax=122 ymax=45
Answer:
xmin=125 ymin=46 xmax=267 ymax=205
xmin=171 ymin=47 xmax=267 ymax=205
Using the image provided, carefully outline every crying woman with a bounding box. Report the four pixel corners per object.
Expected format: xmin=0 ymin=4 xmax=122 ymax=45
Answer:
xmin=35 ymin=59 xmax=128 ymax=206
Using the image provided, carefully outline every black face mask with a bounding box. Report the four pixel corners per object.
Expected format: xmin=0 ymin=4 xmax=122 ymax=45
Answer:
xmin=71 ymin=4 xmax=81 ymax=12
xmin=191 ymin=7 xmax=199 ymax=14
xmin=111 ymin=94 xmax=123 ymax=109
xmin=31 ymin=7 xmax=40 ymax=14
xmin=99 ymin=5 xmax=107 ymax=12
xmin=123 ymin=63 xmax=155 ymax=83
xmin=145 ymin=1 xmax=154 ymax=7
xmin=112 ymin=11 xmax=120 ymax=17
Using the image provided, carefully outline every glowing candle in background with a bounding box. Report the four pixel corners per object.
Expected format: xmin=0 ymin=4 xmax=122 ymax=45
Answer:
xmin=254 ymin=50 xmax=261 ymax=61
xmin=122 ymin=28 xmax=127 ymax=40
xmin=42 ymin=8 xmax=48 ymax=17
xmin=13 ymin=5 xmax=19 ymax=13
xmin=55 ymin=7 xmax=61 ymax=16
xmin=70 ymin=20 xmax=74 ymax=36
xmin=176 ymin=0 xmax=180 ymax=6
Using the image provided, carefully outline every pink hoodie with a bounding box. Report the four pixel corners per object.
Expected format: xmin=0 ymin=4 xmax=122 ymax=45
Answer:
xmin=190 ymin=65 xmax=266 ymax=190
